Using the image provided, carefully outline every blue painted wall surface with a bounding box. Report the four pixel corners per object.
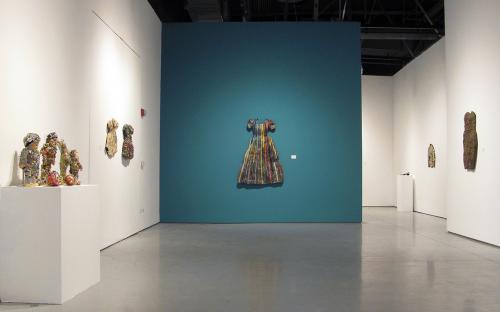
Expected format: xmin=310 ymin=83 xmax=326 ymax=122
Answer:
xmin=161 ymin=22 xmax=361 ymax=222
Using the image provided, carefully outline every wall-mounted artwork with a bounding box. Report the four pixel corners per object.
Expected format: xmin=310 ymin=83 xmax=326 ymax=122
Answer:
xmin=237 ymin=119 xmax=284 ymax=185
xmin=19 ymin=133 xmax=41 ymax=187
xmin=428 ymin=144 xmax=436 ymax=168
xmin=122 ymin=124 xmax=134 ymax=160
xmin=105 ymin=119 xmax=119 ymax=158
xmin=463 ymin=111 xmax=478 ymax=170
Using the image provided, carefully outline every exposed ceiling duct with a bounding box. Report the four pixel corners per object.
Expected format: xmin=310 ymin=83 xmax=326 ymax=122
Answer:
xmin=185 ymin=0 xmax=222 ymax=21
xmin=149 ymin=0 xmax=445 ymax=76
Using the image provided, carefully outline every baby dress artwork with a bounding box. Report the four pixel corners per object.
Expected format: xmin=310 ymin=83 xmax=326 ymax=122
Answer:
xmin=237 ymin=119 xmax=284 ymax=185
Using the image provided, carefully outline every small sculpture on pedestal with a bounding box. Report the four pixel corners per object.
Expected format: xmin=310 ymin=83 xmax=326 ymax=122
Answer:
xmin=59 ymin=140 xmax=71 ymax=179
xmin=19 ymin=133 xmax=41 ymax=187
xmin=47 ymin=171 xmax=60 ymax=187
xmin=64 ymin=174 xmax=76 ymax=186
xmin=69 ymin=150 xmax=83 ymax=185
xmin=40 ymin=132 xmax=59 ymax=184
xmin=122 ymin=124 xmax=134 ymax=160
xmin=105 ymin=119 xmax=119 ymax=158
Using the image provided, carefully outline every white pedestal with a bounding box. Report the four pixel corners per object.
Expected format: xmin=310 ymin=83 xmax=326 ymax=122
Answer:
xmin=0 ymin=185 xmax=100 ymax=304
xmin=397 ymin=175 xmax=414 ymax=212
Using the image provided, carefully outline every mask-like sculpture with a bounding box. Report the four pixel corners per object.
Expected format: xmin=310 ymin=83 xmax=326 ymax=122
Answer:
xmin=40 ymin=132 xmax=59 ymax=184
xmin=19 ymin=133 xmax=41 ymax=187
xmin=122 ymin=124 xmax=134 ymax=160
xmin=463 ymin=112 xmax=478 ymax=170
xmin=428 ymin=144 xmax=436 ymax=168
xmin=59 ymin=140 xmax=71 ymax=178
xmin=105 ymin=119 xmax=119 ymax=158
xmin=69 ymin=150 xmax=83 ymax=185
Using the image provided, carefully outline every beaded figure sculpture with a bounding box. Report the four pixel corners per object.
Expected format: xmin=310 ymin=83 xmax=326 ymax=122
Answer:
xmin=428 ymin=144 xmax=436 ymax=168
xmin=69 ymin=150 xmax=83 ymax=185
xmin=237 ymin=119 xmax=284 ymax=185
xmin=122 ymin=124 xmax=134 ymax=160
xmin=463 ymin=112 xmax=478 ymax=170
xmin=19 ymin=133 xmax=41 ymax=187
xmin=59 ymin=140 xmax=71 ymax=178
xmin=40 ymin=132 xmax=59 ymax=184
xmin=105 ymin=119 xmax=119 ymax=158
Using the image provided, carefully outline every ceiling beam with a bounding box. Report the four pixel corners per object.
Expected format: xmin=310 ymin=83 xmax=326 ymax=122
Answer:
xmin=428 ymin=1 xmax=444 ymax=19
xmin=413 ymin=0 xmax=440 ymax=35
xmin=362 ymin=47 xmax=406 ymax=57
xmin=361 ymin=31 xmax=440 ymax=41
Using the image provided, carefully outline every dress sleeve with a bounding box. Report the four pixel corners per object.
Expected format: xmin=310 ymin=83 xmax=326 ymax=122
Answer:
xmin=267 ymin=120 xmax=276 ymax=132
xmin=247 ymin=119 xmax=256 ymax=130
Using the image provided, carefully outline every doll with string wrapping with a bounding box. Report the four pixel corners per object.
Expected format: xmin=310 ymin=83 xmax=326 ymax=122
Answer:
xmin=19 ymin=133 xmax=41 ymax=187
xmin=69 ymin=150 xmax=83 ymax=185
xmin=40 ymin=132 xmax=59 ymax=184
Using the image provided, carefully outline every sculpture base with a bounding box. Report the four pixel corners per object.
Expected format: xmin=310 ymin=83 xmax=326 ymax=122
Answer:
xmin=0 ymin=185 xmax=100 ymax=304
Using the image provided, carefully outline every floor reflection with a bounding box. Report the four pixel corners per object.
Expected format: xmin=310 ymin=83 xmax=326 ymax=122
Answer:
xmin=1 ymin=208 xmax=500 ymax=312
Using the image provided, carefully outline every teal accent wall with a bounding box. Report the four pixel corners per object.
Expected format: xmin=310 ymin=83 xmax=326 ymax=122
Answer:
xmin=161 ymin=22 xmax=361 ymax=223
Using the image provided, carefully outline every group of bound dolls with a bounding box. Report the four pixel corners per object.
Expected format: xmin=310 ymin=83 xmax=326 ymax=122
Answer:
xmin=19 ymin=132 xmax=82 ymax=187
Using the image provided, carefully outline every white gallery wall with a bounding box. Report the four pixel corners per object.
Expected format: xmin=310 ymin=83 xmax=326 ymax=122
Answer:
xmin=444 ymin=0 xmax=500 ymax=246
xmin=393 ymin=39 xmax=448 ymax=218
xmin=362 ymin=76 xmax=395 ymax=207
xmin=0 ymin=0 xmax=161 ymax=248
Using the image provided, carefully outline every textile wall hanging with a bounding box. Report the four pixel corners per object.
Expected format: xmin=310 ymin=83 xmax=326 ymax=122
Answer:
xmin=237 ymin=119 xmax=284 ymax=185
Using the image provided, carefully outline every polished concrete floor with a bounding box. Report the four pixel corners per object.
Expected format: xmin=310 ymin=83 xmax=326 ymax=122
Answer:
xmin=1 ymin=207 xmax=500 ymax=312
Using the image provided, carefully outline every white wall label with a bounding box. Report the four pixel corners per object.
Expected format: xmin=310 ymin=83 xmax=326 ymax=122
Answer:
xmin=291 ymin=155 xmax=297 ymax=160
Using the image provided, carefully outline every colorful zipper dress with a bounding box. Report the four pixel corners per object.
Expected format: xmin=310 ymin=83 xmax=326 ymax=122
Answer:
xmin=237 ymin=119 xmax=284 ymax=185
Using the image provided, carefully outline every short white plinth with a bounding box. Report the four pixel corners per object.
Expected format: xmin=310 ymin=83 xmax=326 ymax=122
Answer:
xmin=0 ymin=185 xmax=100 ymax=304
xmin=397 ymin=175 xmax=414 ymax=212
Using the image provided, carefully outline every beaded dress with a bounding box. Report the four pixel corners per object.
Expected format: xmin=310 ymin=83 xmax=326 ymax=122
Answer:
xmin=237 ymin=119 xmax=283 ymax=185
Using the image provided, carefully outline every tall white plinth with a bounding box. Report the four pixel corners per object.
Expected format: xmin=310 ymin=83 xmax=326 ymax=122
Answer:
xmin=0 ymin=185 xmax=100 ymax=304
xmin=397 ymin=175 xmax=414 ymax=212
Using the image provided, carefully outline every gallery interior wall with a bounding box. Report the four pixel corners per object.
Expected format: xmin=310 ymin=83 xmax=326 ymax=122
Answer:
xmin=160 ymin=22 xmax=361 ymax=222
xmin=444 ymin=0 xmax=500 ymax=246
xmin=361 ymin=76 xmax=395 ymax=207
xmin=0 ymin=0 xmax=161 ymax=249
xmin=392 ymin=39 xmax=448 ymax=218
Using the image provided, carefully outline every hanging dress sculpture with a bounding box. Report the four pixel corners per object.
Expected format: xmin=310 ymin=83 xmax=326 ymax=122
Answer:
xmin=428 ymin=144 xmax=436 ymax=168
xmin=237 ymin=119 xmax=284 ymax=185
xmin=463 ymin=111 xmax=478 ymax=170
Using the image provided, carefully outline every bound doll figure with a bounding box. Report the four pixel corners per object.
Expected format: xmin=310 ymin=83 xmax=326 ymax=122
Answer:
xmin=19 ymin=133 xmax=41 ymax=187
xmin=69 ymin=150 xmax=83 ymax=185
